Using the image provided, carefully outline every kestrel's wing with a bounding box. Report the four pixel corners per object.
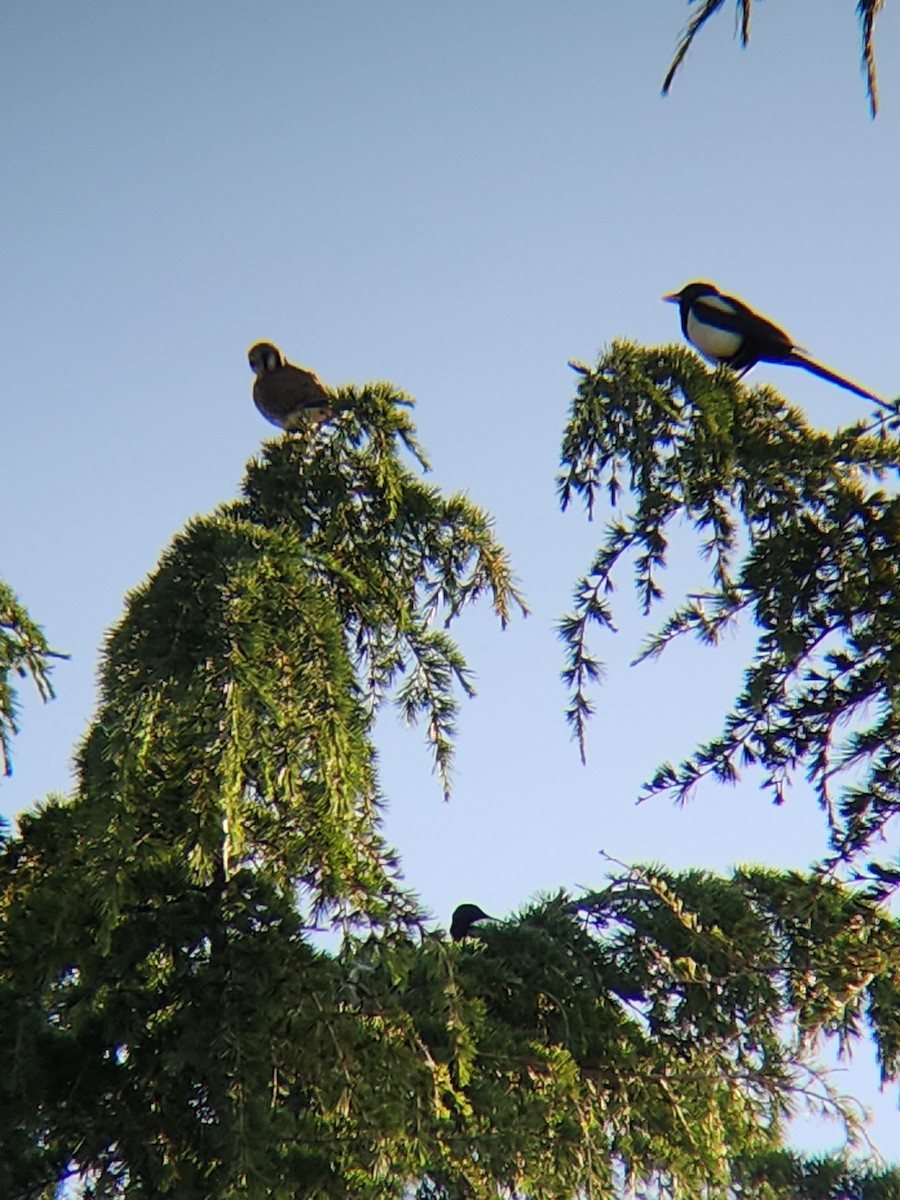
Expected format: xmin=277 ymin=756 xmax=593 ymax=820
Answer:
xmin=254 ymin=363 xmax=333 ymax=430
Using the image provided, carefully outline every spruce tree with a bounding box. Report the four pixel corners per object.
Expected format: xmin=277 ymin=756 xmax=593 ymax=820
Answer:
xmin=3 ymin=375 xmax=900 ymax=1198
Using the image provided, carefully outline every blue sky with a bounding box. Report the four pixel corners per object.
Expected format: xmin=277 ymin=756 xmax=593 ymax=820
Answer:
xmin=2 ymin=0 xmax=899 ymax=1158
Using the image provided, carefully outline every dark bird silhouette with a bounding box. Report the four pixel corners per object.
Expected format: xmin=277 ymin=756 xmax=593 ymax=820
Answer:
xmin=663 ymin=281 xmax=890 ymax=409
xmin=248 ymin=341 xmax=334 ymax=430
xmin=450 ymin=903 xmax=495 ymax=941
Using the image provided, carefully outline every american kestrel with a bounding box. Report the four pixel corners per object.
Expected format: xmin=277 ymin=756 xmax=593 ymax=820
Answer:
xmin=248 ymin=342 xmax=334 ymax=430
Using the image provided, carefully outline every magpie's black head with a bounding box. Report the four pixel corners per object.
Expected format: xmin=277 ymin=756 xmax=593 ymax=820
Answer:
xmin=662 ymin=281 xmax=721 ymax=312
xmin=450 ymin=903 xmax=495 ymax=941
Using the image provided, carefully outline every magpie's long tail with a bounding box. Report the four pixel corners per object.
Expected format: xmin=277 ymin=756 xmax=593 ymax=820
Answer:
xmin=786 ymin=351 xmax=894 ymax=411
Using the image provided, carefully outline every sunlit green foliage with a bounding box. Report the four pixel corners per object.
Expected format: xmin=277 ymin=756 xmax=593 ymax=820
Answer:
xmin=0 ymin=580 xmax=62 ymax=777
xmin=5 ymin=829 xmax=900 ymax=1197
xmin=560 ymin=342 xmax=900 ymax=871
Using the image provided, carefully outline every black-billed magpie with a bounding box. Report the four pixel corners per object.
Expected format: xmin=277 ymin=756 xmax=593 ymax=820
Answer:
xmin=664 ymin=281 xmax=888 ymax=408
xmin=450 ymin=903 xmax=495 ymax=941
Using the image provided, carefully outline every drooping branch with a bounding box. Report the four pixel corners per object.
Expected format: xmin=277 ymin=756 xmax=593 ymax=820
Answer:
xmin=0 ymin=579 xmax=66 ymax=776
xmin=662 ymin=1 xmax=883 ymax=117
xmin=560 ymin=342 xmax=900 ymax=866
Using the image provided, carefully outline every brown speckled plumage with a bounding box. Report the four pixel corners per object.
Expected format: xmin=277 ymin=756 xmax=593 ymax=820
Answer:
xmin=248 ymin=341 xmax=333 ymax=430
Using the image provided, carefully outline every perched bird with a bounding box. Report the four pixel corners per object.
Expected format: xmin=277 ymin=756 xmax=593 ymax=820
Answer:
xmin=663 ymin=281 xmax=888 ymax=408
xmin=450 ymin=903 xmax=495 ymax=942
xmin=248 ymin=341 xmax=334 ymax=430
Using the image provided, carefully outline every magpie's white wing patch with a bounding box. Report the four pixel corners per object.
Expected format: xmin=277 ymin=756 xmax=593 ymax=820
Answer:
xmin=686 ymin=304 xmax=743 ymax=362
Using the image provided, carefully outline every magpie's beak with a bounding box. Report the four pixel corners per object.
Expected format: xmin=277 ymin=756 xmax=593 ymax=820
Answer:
xmin=662 ymin=292 xmax=681 ymax=304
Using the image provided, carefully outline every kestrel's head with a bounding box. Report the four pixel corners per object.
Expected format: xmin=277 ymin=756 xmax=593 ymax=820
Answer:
xmin=248 ymin=342 xmax=284 ymax=377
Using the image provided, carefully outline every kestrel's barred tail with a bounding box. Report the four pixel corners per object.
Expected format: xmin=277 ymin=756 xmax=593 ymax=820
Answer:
xmin=247 ymin=341 xmax=334 ymax=430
